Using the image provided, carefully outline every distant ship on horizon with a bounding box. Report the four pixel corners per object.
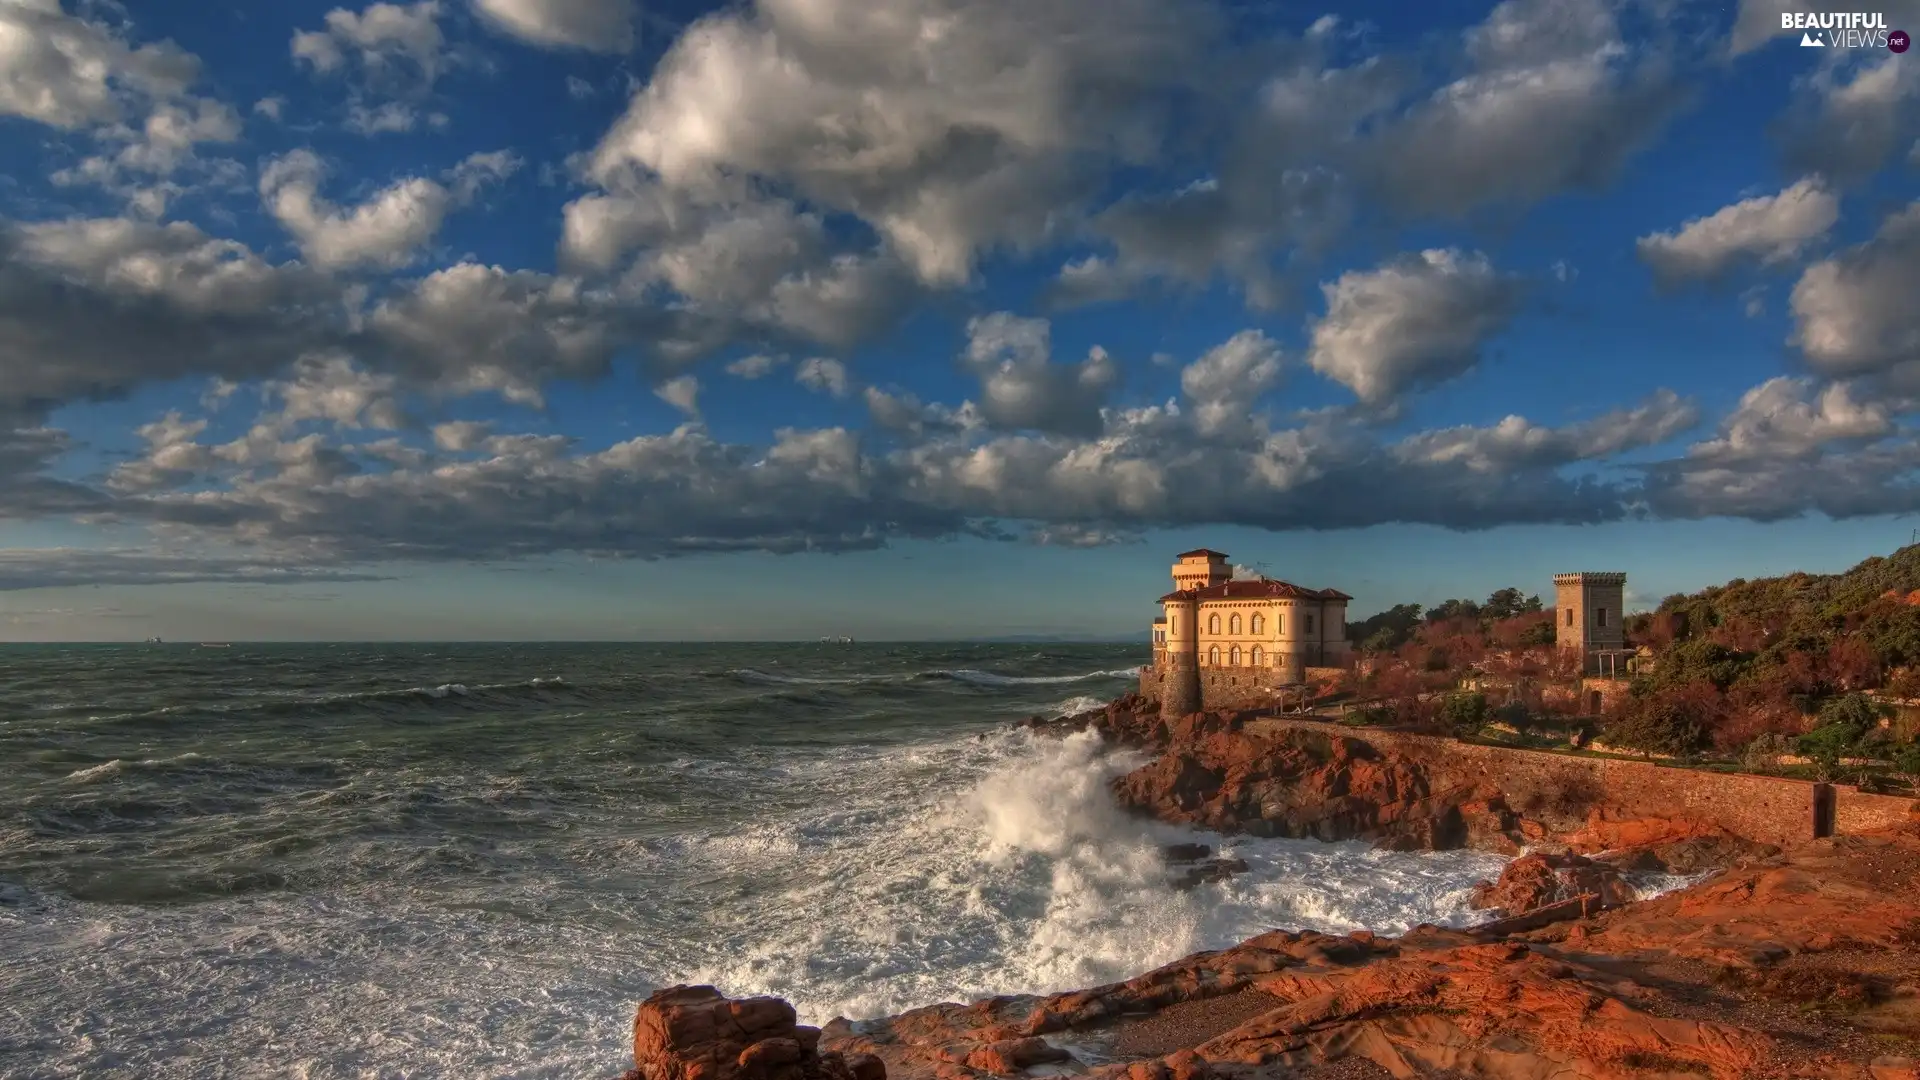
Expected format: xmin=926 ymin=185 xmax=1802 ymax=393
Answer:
xmin=144 ymin=636 xmax=163 ymax=644
xmin=818 ymin=635 xmax=854 ymax=644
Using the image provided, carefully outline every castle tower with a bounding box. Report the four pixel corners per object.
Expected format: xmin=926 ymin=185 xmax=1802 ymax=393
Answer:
xmin=1159 ymin=593 xmax=1201 ymax=718
xmin=1170 ymin=549 xmax=1231 ymax=592
xmin=1554 ymin=572 xmax=1626 ymax=674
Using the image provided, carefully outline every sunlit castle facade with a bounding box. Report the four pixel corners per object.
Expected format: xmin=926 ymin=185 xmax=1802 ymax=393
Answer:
xmin=1141 ymin=549 xmax=1353 ymax=718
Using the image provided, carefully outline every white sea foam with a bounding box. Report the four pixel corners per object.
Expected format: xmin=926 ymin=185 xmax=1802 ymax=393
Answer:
xmin=63 ymin=752 xmax=210 ymax=784
xmin=63 ymin=759 xmax=124 ymax=783
xmin=3 ymin=725 xmax=1692 ymax=1080
xmin=1047 ymin=695 xmax=1108 ymax=717
xmin=671 ymin=730 xmax=1505 ymax=1023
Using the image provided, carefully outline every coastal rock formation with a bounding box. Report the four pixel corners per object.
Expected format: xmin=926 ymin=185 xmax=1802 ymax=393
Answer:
xmin=809 ymin=827 xmax=1920 ymax=1078
xmin=619 ymin=985 xmax=885 ymax=1080
xmin=612 ymin=692 xmax=1920 ymax=1079
xmin=1103 ymin=713 xmax=1540 ymax=851
xmin=1158 ymin=843 xmax=1251 ymax=891
xmin=1469 ymin=850 xmax=1636 ymax=917
xmin=1032 ymin=699 xmax=1817 ymax=869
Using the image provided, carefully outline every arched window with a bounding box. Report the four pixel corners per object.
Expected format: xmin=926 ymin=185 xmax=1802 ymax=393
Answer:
xmin=1229 ymin=613 xmax=1241 ymax=635
xmin=1229 ymin=645 xmax=1241 ymax=667
xmin=1208 ymin=613 xmax=1220 ymax=635
xmin=1250 ymin=614 xmax=1264 ymax=635
xmin=1250 ymin=645 xmax=1264 ymax=668
xmin=1208 ymin=645 xmax=1221 ymax=666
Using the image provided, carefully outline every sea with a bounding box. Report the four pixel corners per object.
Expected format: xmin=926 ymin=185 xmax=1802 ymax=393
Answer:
xmin=0 ymin=642 xmax=1519 ymax=1079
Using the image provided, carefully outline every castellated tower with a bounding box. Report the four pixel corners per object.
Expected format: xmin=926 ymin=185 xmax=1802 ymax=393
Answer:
xmin=1554 ymin=572 xmax=1626 ymax=673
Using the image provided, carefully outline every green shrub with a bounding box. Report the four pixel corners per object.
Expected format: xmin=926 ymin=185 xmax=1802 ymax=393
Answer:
xmin=1439 ymin=691 xmax=1489 ymax=733
xmin=1891 ymin=743 xmax=1920 ymax=789
xmin=1816 ymin=692 xmax=1888 ymax=732
xmin=1348 ymin=705 xmax=1395 ymax=726
xmin=1493 ymin=699 xmax=1531 ymax=732
xmin=1604 ymin=697 xmax=1709 ymax=757
xmin=1741 ymin=732 xmax=1795 ymax=771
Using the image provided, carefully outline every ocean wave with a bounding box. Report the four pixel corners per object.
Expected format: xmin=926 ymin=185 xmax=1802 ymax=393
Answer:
xmin=726 ymin=665 xmax=1139 ymax=691
xmin=727 ymin=668 xmax=910 ymax=687
xmin=923 ymin=667 xmax=1140 ymax=688
xmin=96 ymin=675 xmax=584 ymax=726
xmin=1048 ymin=695 xmax=1108 ymax=718
xmin=676 ymin=728 xmax=1508 ymax=1024
xmin=62 ymin=752 xmax=209 ymax=784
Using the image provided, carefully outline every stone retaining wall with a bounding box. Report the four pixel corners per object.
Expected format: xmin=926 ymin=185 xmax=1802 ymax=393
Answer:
xmin=1138 ymin=666 xmax=1297 ymax=712
xmin=1137 ymin=664 xmax=1352 ymax=713
xmin=1245 ymin=716 xmax=1917 ymax=848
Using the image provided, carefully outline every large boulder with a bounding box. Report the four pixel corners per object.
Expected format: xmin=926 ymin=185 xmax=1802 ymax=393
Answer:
xmin=1470 ymin=851 xmax=1636 ymax=917
xmin=619 ymin=986 xmax=885 ymax=1080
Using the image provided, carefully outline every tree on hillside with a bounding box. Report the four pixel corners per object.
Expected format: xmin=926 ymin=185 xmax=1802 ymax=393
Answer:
xmin=1349 ymin=603 xmax=1424 ymax=651
xmin=1825 ymin=636 xmax=1881 ymax=691
xmin=1482 ymin=587 xmax=1544 ymax=620
xmin=1490 ymin=611 xmax=1555 ymax=648
xmin=1796 ymin=693 xmax=1891 ymax=780
xmin=1424 ymin=598 xmax=1481 ymax=622
xmin=1605 ymin=683 xmax=1716 ymax=758
xmin=1641 ymin=639 xmax=1753 ymax=692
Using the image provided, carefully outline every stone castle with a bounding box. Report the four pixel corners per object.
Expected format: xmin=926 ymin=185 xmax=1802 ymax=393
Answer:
xmin=1139 ymin=549 xmax=1353 ymax=718
xmin=1139 ymin=548 xmax=1631 ymax=717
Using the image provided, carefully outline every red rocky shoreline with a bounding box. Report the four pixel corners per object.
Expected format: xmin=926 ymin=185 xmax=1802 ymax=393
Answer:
xmin=614 ymin=694 xmax=1920 ymax=1080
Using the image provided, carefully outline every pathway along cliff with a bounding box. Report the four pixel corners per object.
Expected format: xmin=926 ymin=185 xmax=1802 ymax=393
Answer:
xmin=615 ymin=695 xmax=1920 ymax=1080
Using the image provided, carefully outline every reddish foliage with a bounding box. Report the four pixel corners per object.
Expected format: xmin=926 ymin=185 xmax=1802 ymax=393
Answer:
xmin=1489 ymin=611 xmax=1553 ymax=648
xmin=1824 ymin=636 xmax=1881 ymax=692
xmin=1887 ymin=667 xmax=1920 ymax=701
xmin=1632 ymin=612 xmax=1682 ymax=649
xmin=1712 ymin=686 xmax=1808 ymax=752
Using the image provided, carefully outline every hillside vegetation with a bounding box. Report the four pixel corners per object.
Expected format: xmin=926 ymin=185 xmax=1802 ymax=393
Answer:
xmin=1342 ymin=545 xmax=1920 ymax=780
xmin=1611 ymin=544 xmax=1920 ymax=767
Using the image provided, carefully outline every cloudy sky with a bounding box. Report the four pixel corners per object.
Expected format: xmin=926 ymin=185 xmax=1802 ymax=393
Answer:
xmin=0 ymin=0 xmax=1916 ymax=641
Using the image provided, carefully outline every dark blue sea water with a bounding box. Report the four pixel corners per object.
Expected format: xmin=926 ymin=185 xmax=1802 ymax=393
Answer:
xmin=0 ymin=643 xmax=1511 ymax=1079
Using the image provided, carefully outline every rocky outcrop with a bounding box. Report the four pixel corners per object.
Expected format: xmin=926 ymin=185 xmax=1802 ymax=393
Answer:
xmin=1101 ymin=711 xmax=1543 ymax=851
xmin=618 ymin=985 xmax=885 ymax=1080
xmin=1469 ymin=850 xmax=1636 ymax=917
xmin=618 ymin=827 xmax=1920 ymax=1079
xmin=1037 ymin=699 xmax=1810 ymax=871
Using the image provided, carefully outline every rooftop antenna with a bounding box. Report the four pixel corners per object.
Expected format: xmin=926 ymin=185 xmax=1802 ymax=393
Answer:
xmin=1252 ymin=560 xmax=1272 ymax=579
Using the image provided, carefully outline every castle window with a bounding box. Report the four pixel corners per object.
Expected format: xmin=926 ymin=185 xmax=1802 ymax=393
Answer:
xmin=1208 ymin=614 xmax=1221 ymax=635
xmin=1170 ymin=614 xmax=1179 ymax=634
xmin=1250 ymin=614 xmax=1263 ymax=635
xmin=1208 ymin=645 xmax=1220 ymax=666
xmin=1565 ymin=608 xmax=1574 ymax=626
xmin=1277 ymin=614 xmax=1285 ymax=635
xmin=1229 ymin=614 xmax=1241 ymax=634
xmin=1305 ymin=613 xmax=1315 ymax=635
xmin=1595 ymin=607 xmax=1608 ymax=628
xmin=1251 ymin=645 xmax=1263 ymax=667
xmin=1229 ymin=645 xmax=1241 ymax=666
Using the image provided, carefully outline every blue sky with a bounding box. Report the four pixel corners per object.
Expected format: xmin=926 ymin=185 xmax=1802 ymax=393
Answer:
xmin=0 ymin=0 xmax=1917 ymax=641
